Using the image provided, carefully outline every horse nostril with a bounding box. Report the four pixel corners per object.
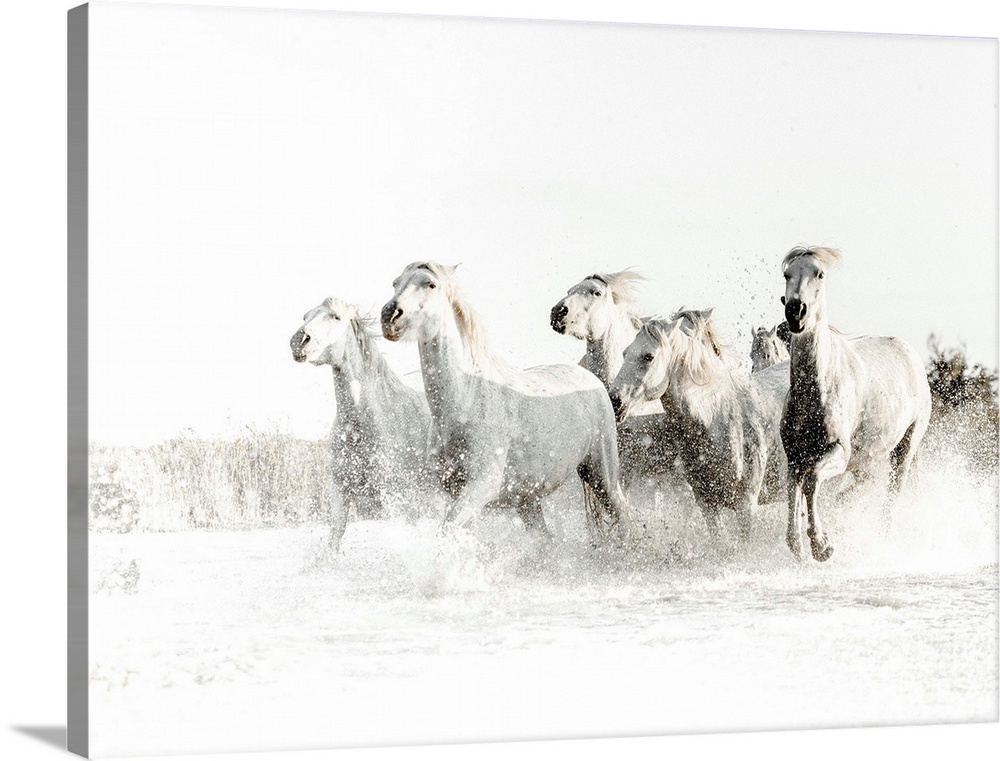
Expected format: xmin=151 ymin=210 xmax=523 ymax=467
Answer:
xmin=300 ymin=334 xmax=310 ymax=345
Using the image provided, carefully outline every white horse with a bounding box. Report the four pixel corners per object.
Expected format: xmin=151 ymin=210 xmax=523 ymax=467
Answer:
xmin=750 ymin=323 xmax=791 ymax=373
xmin=779 ymin=246 xmax=932 ymax=562
xmin=381 ymin=262 xmax=632 ymax=543
xmin=291 ymin=297 xmax=433 ymax=550
xmin=608 ymin=309 xmax=789 ymax=544
xmin=549 ymin=271 xmax=679 ymax=490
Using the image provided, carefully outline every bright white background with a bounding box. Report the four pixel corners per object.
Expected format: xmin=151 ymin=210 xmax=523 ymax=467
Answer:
xmin=1 ymin=2 xmax=997 ymax=761
xmin=84 ymin=1 xmax=997 ymax=447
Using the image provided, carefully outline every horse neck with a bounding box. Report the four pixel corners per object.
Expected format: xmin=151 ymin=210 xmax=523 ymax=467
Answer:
xmin=586 ymin=310 xmax=639 ymax=389
xmin=416 ymin=317 xmax=481 ymax=427
xmin=330 ymin=322 xmax=406 ymax=421
xmin=788 ymin=317 xmax=840 ymax=394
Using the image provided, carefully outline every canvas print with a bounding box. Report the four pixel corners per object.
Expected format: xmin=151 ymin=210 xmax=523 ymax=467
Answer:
xmin=71 ymin=2 xmax=999 ymax=757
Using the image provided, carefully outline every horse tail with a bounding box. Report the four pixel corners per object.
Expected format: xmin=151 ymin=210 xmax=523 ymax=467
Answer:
xmin=581 ymin=480 xmax=603 ymax=544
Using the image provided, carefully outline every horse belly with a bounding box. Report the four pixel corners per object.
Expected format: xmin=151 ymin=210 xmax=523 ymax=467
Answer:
xmin=502 ymin=392 xmax=607 ymax=494
xmin=850 ymin=338 xmax=930 ymax=458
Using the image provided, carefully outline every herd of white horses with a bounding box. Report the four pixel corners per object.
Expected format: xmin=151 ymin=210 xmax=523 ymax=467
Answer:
xmin=290 ymin=245 xmax=932 ymax=563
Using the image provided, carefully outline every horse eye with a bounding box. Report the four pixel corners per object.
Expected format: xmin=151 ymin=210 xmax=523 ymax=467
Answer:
xmin=642 ymin=353 xmax=654 ymax=363
xmin=593 ymin=290 xmax=603 ymax=297
xmin=427 ymin=282 xmax=437 ymax=289
xmin=817 ymin=271 xmax=825 ymax=280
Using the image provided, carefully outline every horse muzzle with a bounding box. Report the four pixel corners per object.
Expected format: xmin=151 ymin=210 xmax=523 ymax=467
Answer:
xmin=784 ymin=299 xmax=807 ymax=334
xmin=381 ymin=301 xmax=403 ymax=341
xmin=290 ymin=330 xmax=309 ymax=362
xmin=549 ymin=302 xmax=568 ymax=334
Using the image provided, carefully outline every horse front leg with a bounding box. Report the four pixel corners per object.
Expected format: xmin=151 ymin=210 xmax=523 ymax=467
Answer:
xmin=442 ymin=456 xmax=506 ymax=532
xmin=804 ymin=442 xmax=849 ymax=562
xmin=326 ymin=479 xmax=349 ymax=553
xmin=734 ymin=495 xmax=755 ymax=546
xmin=700 ymin=502 xmax=722 ymax=541
xmin=786 ymin=479 xmax=806 ymax=561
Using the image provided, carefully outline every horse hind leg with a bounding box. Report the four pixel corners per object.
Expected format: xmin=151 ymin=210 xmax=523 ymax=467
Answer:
xmin=514 ymin=496 xmax=550 ymax=538
xmin=577 ymin=458 xmax=631 ymax=544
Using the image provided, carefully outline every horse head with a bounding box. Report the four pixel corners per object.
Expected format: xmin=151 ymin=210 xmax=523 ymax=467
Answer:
xmin=290 ymin=298 xmax=359 ymax=366
xmin=550 ymin=271 xmax=642 ymax=340
xmin=608 ymin=316 xmax=673 ymax=422
xmin=781 ymin=246 xmax=842 ymax=334
xmin=751 ymin=323 xmax=791 ymax=372
xmin=381 ymin=261 xmax=458 ymax=342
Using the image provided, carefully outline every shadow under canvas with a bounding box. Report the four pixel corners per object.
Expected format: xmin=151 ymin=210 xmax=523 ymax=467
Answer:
xmin=12 ymin=725 xmax=67 ymax=751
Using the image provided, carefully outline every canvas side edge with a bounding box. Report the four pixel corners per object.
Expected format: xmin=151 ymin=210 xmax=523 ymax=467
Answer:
xmin=68 ymin=4 xmax=89 ymax=758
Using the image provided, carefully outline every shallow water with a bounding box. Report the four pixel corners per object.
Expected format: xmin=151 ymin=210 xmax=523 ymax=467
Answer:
xmin=88 ymin=464 xmax=999 ymax=759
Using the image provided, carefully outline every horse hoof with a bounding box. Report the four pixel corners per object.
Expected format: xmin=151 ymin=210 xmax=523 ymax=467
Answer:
xmin=810 ymin=541 xmax=834 ymax=563
xmin=786 ymin=536 xmax=805 ymax=562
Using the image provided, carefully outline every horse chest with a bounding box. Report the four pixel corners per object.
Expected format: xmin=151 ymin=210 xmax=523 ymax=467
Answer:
xmin=781 ymin=375 xmax=848 ymax=466
xmin=331 ymin=416 xmax=383 ymax=488
xmin=433 ymin=426 xmax=472 ymax=499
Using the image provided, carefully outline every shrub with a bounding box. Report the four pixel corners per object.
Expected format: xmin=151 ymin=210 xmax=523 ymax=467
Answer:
xmin=89 ymin=432 xmax=329 ymax=532
xmin=924 ymin=336 xmax=998 ymax=480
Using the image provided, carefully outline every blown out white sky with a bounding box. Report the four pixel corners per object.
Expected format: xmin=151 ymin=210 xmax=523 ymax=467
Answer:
xmin=87 ymin=1 xmax=998 ymax=446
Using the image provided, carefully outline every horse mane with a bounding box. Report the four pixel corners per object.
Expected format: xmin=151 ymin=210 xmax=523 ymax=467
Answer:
xmin=660 ymin=309 xmax=741 ymax=387
xmin=318 ymin=297 xmax=402 ymax=386
xmin=404 ymin=261 xmax=498 ymax=370
xmin=585 ymin=269 xmax=645 ymax=305
xmin=782 ymin=245 xmax=843 ymax=272
xmin=321 ymin=296 xmax=358 ymax=318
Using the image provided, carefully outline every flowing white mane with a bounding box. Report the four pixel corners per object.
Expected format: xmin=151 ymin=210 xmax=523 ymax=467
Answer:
xmin=585 ymin=269 xmax=645 ymax=305
xmin=782 ymin=245 xmax=843 ymax=272
xmin=316 ymin=298 xmax=398 ymax=379
xmin=403 ymin=261 xmax=506 ymax=373
xmin=647 ymin=309 xmax=740 ymax=388
xmin=319 ymin=296 xmax=359 ymax=321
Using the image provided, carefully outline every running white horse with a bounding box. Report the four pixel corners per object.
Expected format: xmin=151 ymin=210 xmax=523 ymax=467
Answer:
xmin=608 ymin=309 xmax=788 ymax=544
xmin=779 ymin=246 xmax=931 ymax=562
xmin=381 ymin=262 xmax=632 ymax=543
xmin=549 ymin=271 xmax=679 ymax=491
xmin=291 ymin=297 xmax=433 ymax=551
xmin=750 ymin=323 xmax=791 ymax=373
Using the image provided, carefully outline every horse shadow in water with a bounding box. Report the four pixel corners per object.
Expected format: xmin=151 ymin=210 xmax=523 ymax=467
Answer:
xmin=382 ymin=262 xmax=635 ymax=546
xmin=291 ymin=298 xmax=435 ymax=551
